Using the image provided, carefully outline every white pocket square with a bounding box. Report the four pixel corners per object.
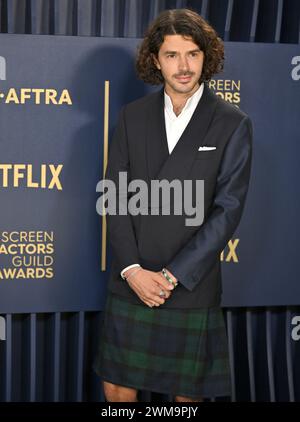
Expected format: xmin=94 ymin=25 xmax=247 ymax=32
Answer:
xmin=198 ymin=146 xmax=216 ymax=151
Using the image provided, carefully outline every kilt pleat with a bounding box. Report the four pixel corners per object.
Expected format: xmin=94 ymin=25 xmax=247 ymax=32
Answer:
xmin=93 ymin=292 xmax=231 ymax=399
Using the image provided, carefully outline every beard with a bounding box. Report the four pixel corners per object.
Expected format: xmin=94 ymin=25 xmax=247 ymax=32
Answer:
xmin=166 ymin=73 xmax=200 ymax=94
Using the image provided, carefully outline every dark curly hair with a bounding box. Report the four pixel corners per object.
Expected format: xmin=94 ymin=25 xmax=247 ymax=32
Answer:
xmin=136 ymin=8 xmax=224 ymax=85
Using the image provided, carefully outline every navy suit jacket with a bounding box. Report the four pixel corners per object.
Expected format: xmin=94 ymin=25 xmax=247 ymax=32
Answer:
xmin=104 ymin=82 xmax=252 ymax=308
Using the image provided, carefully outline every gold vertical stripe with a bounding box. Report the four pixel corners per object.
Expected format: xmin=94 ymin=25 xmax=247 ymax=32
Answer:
xmin=101 ymin=80 xmax=109 ymax=271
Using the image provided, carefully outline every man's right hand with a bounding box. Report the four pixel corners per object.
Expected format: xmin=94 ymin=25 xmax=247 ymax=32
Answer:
xmin=123 ymin=267 xmax=174 ymax=308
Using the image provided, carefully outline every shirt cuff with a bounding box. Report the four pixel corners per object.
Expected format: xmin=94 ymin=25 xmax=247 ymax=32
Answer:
xmin=120 ymin=264 xmax=141 ymax=280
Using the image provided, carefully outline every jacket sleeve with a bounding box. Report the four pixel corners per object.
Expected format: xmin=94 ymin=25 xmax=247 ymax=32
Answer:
xmin=104 ymin=106 xmax=140 ymax=271
xmin=166 ymin=115 xmax=253 ymax=292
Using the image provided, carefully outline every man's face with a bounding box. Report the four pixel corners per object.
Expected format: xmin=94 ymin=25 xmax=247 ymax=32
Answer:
xmin=153 ymin=34 xmax=204 ymax=95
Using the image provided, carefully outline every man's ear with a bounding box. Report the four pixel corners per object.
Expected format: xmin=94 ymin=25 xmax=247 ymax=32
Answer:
xmin=152 ymin=54 xmax=161 ymax=70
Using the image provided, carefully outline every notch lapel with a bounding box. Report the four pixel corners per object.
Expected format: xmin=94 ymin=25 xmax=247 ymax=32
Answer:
xmin=145 ymin=88 xmax=170 ymax=181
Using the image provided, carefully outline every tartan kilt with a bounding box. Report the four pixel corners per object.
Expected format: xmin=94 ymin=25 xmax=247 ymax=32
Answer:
xmin=93 ymin=292 xmax=231 ymax=399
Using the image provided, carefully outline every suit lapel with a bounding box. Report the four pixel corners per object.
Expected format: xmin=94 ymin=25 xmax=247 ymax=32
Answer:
xmin=145 ymin=88 xmax=170 ymax=181
xmin=146 ymin=82 xmax=219 ymax=183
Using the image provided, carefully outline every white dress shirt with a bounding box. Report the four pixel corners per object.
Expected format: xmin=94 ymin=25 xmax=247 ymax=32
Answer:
xmin=120 ymin=83 xmax=204 ymax=279
xmin=164 ymin=82 xmax=204 ymax=153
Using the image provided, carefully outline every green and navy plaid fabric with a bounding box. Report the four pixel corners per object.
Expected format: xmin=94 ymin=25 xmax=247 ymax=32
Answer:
xmin=93 ymin=293 xmax=231 ymax=399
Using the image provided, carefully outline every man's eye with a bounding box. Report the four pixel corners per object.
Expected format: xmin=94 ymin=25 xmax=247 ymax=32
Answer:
xmin=167 ymin=54 xmax=176 ymax=58
xmin=190 ymin=52 xmax=198 ymax=57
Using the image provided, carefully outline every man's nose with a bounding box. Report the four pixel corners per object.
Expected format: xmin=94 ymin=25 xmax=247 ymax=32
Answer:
xmin=178 ymin=55 xmax=189 ymax=72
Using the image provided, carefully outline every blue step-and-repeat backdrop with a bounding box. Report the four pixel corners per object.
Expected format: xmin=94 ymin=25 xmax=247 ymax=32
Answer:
xmin=0 ymin=34 xmax=299 ymax=312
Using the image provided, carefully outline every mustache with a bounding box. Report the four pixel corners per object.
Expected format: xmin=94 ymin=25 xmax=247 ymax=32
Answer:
xmin=174 ymin=72 xmax=194 ymax=77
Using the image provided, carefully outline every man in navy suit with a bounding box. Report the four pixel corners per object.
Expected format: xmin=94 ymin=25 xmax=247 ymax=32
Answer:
xmin=94 ymin=8 xmax=252 ymax=402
